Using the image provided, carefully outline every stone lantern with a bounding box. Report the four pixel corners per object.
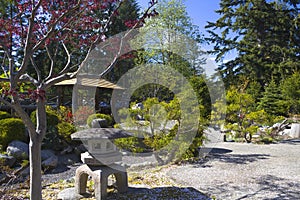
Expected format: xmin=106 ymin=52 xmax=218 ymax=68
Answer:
xmin=69 ymin=128 xmax=132 ymax=200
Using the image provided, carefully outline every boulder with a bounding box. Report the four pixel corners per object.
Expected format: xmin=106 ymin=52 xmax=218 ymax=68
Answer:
xmin=6 ymin=140 xmax=29 ymax=159
xmin=290 ymin=123 xmax=300 ymax=138
xmin=42 ymin=155 xmax=58 ymax=169
xmin=41 ymin=149 xmax=55 ymax=161
xmin=0 ymin=154 xmax=16 ymax=167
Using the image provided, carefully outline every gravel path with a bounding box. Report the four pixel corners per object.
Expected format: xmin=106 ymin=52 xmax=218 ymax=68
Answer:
xmin=167 ymin=140 xmax=300 ymax=200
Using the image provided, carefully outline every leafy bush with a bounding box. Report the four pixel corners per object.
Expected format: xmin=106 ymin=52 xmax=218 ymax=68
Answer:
xmin=0 ymin=118 xmax=26 ymax=149
xmin=0 ymin=111 xmax=11 ymax=120
xmin=57 ymin=122 xmax=77 ymax=143
xmin=31 ymin=110 xmax=60 ymax=150
xmin=30 ymin=110 xmax=59 ymax=128
xmin=87 ymin=113 xmax=113 ymax=127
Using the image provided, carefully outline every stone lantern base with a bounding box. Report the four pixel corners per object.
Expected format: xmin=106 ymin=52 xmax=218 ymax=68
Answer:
xmin=75 ymin=164 xmax=128 ymax=200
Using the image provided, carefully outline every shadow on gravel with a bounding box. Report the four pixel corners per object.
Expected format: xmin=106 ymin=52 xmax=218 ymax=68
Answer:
xmin=279 ymin=139 xmax=300 ymax=145
xmin=236 ymin=175 xmax=300 ymax=200
xmin=193 ymin=147 xmax=270 ymax=167
xmin=107 ymin=186 xmax=211 ymax=200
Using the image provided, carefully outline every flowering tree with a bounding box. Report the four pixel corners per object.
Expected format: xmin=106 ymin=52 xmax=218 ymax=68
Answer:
xmin=0 ymin=0 xmax=157 ymax=199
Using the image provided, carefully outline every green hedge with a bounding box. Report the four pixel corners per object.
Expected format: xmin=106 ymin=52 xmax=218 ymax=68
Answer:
xmin=0 ymin=118 xmax=26 ymax=149
xmin=87 ymin=113 xmax=113 ymax=127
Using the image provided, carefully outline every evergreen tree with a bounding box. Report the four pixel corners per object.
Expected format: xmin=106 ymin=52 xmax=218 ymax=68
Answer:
xmin=206 ymin=0 xmax=300 ymax=87
xmin=258 ymin=80 xmax=288 ymax=116
xmin=281 ymin=72 xmax=300 ymax=114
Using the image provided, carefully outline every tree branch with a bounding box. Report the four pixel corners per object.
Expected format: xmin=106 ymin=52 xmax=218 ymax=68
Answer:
xmin=30 ymin=56 xmax=42 ymax=82
xmin=15 ymin=0 xmax=43 ymax=84
xmin=57 ymin=42 xmax=72 ymax=76
xmin=32 ymin=1 xmax=82 ymax=52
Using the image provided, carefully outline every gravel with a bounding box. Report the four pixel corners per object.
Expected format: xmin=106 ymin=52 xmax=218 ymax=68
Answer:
xmin=167 ymin=139 xmax=300 ymax=199
xmin=40 ymin=139 xmax=300 ymax=199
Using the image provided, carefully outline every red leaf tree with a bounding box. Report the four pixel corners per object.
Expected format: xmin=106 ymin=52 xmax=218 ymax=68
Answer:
xmin=0 ymin=0 xmax=157 ymax=199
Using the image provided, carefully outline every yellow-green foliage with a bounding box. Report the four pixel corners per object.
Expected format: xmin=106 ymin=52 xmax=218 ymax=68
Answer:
xmin=57 ymin=122 xmax=76 ymax=142
xmin=87 ymin=113 xmax=113 ymax=127
xmin=0 ymin=118 xmax=26 ymax=149
xmin=30 ymin=109 xmax=59 ymax=128
xmin=0 ymin=111 xmax=11 ymax=120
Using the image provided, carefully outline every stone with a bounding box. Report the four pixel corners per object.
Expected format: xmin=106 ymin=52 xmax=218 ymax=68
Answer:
xmin=290 ymin=123 xmax=300 ymax=138
xmin=20 ymin=166 xmax=30 ymax=177
xmin=6 ymin=140 xmax=29 ymax=159
xmin=57 ymin=187 xmax=91 ymax=200
xmin=42 ymin=155 xmax=58 ymax=169
xmin=41 ymin=149 xmax=55 ymax=161
xmin=71 ymin=128 xmax=133 ymax=141
xmin=91 ymin=119 xmax=108 ymax=128
xmin=0 ymin=154 xmax=16 ymax=167
xmin=75 ymin=164 xmax=128 ymax=200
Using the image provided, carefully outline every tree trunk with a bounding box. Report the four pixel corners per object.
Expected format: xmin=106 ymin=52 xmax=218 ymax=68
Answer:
xmin=29 ymin=95 xmax=47 ymax=200
xmin=29 ymin=135 xmax=42 ymax=200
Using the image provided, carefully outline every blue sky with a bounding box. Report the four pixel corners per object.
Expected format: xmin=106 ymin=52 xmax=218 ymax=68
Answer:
xmin=138 ymin=0 xmax=220 ymax=37
xmin=137 ymin=0 xmax=237 ymax=61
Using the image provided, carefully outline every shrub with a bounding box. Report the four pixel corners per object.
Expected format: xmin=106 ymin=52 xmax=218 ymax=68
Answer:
xmin=0 ymin=118 xmax=26 ymax=149
xmin=57 ymin=122 xmax=77 ymax=143
xmin=87 ymin=113 xmax=113 ymax=127
xmin=0 ymin=111 xmax=11 ymax=120
xmin=31 ymin=110 xmax=60 ymax=150
xmin=30 ymin=110 xmax=59 ymax=128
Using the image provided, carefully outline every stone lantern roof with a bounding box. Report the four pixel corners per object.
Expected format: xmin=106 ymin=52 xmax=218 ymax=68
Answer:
xmin=71 ymin=128 xmax=133 ymax=141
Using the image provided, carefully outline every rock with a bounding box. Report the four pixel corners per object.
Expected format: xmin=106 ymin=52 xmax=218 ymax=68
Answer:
xmin=290 ymin=123 xmax=300 ymax=138
xmin=74 ymin=144 xmax=87 ymax=156
xmin=41 ymin=149 xmax=55 ymax=161
xmin=57 ymin=188 xmax=91 ymax=200
xmin=60 ymin=146 xmax=73 ymax=155
xmin=6 ymin=140 xmax=29 ymax=160
xmin=0 ymin=172 xmax=8 ymax=182
xmin=20 ymin=166 xmax=30 ymax=177
xmin=0 ymin=154 xmax=16 ymax=167
xmin=91 ymin=118 xmax=108 ymax=128
xmin=42 ymin=155 xmax=58 ymax=169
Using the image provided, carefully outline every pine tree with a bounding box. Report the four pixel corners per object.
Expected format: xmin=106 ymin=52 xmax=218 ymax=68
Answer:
xmin=206 ymin=0 xmax=300 ymax=87
xmin=258 ymin=80 xmax=288 ymax=116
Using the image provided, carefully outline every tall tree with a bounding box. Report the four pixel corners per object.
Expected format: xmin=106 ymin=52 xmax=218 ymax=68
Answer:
xmin=133 ymin=0 xmax=205 ymax=101
xmin=0 ymin=0 xmax=157 ymax=199
xmin=206 ymin=0 xmax=300 ymax=87
xmin=258 ymin=79 xmax=288 ymax=116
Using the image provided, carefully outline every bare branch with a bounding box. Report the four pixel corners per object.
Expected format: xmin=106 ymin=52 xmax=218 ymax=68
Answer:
xmin=19 ymin=73 xmax=38 ymax=85
xmin=57 ymin=42 xmax=72 ymax=76
xmin=32 ymin=1 xmax=82 ymax=52
xmin=15 ymin=0 xmax=43 ymax=82
xmin=44 ymin=73 xmax=73 ymax=89
xmin=30 ymin=56 xmax=42 ymax=82
xmin=45 ymin=45 xmax=57 ymax=79
xmin=99 ymin=1 xmax=158 ymax=77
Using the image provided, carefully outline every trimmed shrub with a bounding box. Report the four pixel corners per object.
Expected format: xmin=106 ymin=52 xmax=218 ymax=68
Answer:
xmin=87 ymin=113 xmax=113 ymax=127
xmin=0 ymin=111 xmax=11 ymax=120
xmin=30 ymin=110 xmax=59 ymax=128
xmin=57 ymin=122 xmax=77 ymax=143
xmin=0 ymin=118 xmax=26 ymax=149
xmin=31 ymin=110 xmax=60 ymax=150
